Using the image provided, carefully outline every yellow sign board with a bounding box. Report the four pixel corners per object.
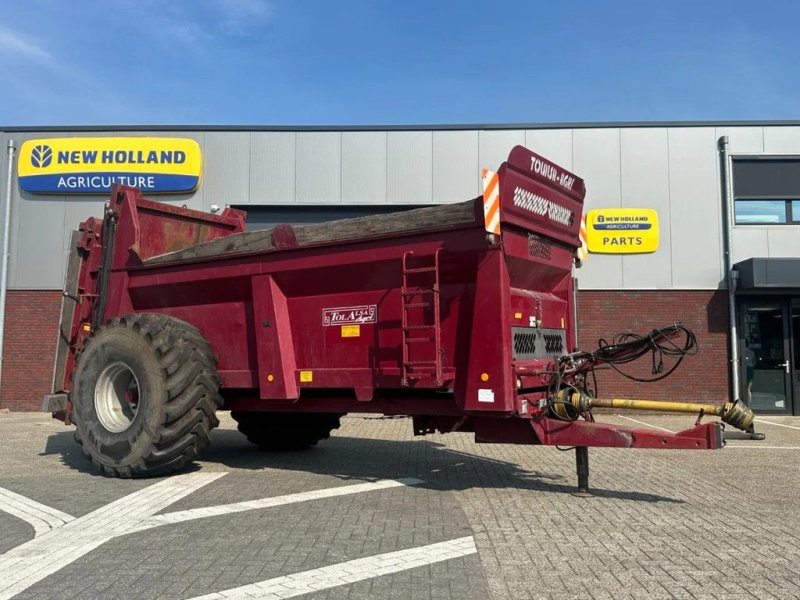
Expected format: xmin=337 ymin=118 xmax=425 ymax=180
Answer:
xmin=585 ymin=208 xmax=659 ymax=254
xmin=18 ymin=137 xmax=202 ymax=194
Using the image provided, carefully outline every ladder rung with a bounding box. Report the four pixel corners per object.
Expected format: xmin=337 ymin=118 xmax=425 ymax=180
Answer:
xmin=401 ymin=250 xmax=442 ymax=387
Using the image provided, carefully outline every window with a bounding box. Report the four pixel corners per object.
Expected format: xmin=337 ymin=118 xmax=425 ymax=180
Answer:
xmin=732 ymin=159 xmax=800 ymax=224
xmin=734 ymin=200 xmax=790 ymax=224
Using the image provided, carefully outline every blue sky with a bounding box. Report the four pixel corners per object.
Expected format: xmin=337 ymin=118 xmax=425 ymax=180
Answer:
xmin=0 ymin=0 xmax=797 ymax=126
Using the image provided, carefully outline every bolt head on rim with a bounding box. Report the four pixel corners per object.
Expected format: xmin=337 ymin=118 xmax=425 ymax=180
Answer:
xmin=94 ymin=361 xmax=140 ymax=433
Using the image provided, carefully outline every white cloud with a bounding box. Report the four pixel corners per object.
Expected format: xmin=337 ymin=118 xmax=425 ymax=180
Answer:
xmin=158 ymin=18 xmax=216 ymax=47
xmin=0 ymin=26 xmax=51 ymax=63
xmin=213 ymin=0 xmax=273 ymax=32
xmin=117 ymin=0 xmax=273 ymax=50
xmin=215 ymin=0 xmax=272 ymax=20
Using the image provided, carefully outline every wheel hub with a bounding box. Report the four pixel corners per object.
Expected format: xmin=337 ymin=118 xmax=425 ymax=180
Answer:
xmin=94 ymin=362 xmax=140 ymax=433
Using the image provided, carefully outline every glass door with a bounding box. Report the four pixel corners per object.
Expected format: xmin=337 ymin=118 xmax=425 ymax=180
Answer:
xmin=740 ymin=300 xmax=792 ymax=414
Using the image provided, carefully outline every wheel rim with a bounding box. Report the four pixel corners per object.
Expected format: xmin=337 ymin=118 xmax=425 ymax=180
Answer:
xmin=94 ymin=362 xmax=140 ymax=433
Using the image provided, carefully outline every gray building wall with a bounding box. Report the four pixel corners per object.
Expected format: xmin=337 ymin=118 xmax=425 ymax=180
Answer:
xmin=1 ymin=124 xmax=799 ymax=291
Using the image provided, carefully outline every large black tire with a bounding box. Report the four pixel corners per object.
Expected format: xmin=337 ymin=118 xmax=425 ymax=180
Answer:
xmin=71 ymin=313 xmax=222 ymax=477
xmin=231 ymin=411 xmax=341 ymax=451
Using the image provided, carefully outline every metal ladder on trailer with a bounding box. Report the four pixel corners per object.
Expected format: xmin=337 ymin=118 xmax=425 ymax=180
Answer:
xmin=400 ymin=249 xmax=444 ymax=387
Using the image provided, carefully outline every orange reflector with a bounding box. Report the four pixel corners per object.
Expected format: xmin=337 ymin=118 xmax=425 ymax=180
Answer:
xmin=480 ymin=372 xmax=490 ymax=382
xmin=576 ymin=214 xmax=588 ymax=262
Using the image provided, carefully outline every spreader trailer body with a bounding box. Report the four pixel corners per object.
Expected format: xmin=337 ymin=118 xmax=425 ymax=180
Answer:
xmin=45 ymin=145 xmax=753 ymax=490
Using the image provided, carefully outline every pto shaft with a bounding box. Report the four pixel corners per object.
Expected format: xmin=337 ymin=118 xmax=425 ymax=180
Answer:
xmin=552 ymin=391 xmax=755 ymax=431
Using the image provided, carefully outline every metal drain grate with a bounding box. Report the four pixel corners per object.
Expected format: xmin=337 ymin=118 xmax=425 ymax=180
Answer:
xmin=527 ymin=234 xmax=552 ymax=260
xmin=543 ymin=333 xmax=564 ymax=354
xmin=512 ymin=327 xmax=567 ymax=359
xmin=513 ymin=331 xmax=537 ymax=359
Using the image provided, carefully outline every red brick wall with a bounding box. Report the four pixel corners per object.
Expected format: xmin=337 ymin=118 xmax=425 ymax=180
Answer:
xmin=0 ymin=290 xmax=62 ymax=411
xmin=0 ymin=289 xmax=732 ymax=411
xmin=577 ymin=290 xmax=731 ymax=403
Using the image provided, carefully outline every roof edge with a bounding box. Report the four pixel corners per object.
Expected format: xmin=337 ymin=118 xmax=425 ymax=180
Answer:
xmin=2 ymin=120 xmax=800 ymax=133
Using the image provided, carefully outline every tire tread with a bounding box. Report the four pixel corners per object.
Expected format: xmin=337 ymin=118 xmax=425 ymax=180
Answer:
xmin=72 ymin=313 xmax=223 ymax=478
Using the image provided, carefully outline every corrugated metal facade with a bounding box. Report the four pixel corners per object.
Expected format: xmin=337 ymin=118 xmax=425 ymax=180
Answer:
xmin=1 ymin=124 xmax=799 ymax=291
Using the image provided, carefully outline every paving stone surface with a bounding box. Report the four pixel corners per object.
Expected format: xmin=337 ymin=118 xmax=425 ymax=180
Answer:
xmin=1 ymin=410 xmax=799 ymax=599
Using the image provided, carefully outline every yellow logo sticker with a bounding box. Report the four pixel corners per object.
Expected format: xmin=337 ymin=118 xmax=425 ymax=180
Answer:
xmin=299 ymin=371 xmax=313 ymax=383
xmin=18 ymin=137 xmax=202 ymax=194
xmin=585 ymin=208 xmax=659 ymax=254
xmin=341 ymin=325 xmax=361 ymax=337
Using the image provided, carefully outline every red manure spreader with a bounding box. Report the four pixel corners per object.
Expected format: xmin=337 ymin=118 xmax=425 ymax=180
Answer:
xmin=44 ymin=146 xmax=753 ymax=492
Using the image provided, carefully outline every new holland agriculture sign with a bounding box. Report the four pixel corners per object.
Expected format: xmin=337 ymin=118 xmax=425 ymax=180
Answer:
xmin=18 ymin=137 xmax=202 ymax=194
xmin=585 ymin=208 xmax=659 ymax=254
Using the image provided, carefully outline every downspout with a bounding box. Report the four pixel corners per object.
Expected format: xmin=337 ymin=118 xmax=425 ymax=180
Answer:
xmin=718 ymin=136 xmax=763 ymax=440
xmin=720 ymin=137 xmax=764 ymax=439
xmin=0 ymin=140 xmax=15 ymax=392
xmin=718 ymin=136 xmax=740 ymax=403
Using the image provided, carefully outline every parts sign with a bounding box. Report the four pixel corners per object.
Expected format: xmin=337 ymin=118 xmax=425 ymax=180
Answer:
xmin=585 ymin=208 xmax=659 ymax=254
xmin=18 ymin=137 xmax=202 ymax=194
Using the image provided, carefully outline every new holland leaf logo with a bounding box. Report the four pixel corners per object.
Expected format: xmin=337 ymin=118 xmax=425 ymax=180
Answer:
xmin=30 ymin=144 xmax=53 ymax=168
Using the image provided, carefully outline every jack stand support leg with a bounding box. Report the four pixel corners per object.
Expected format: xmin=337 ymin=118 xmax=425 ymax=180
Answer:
xmin=572 ymin=446 xmax=592 ymax=497
xmin=746 ymin=423 xmax=766 ymax=441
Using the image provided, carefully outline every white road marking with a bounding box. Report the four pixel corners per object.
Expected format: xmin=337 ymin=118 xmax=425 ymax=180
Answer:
xmin=725 ymin=446 xmax=800 ymax=450
xmin=755 ymin=419 xmax=800 ymax=432
xmin=186 ymin=536 xmax=478 ymax=600
xmin=141 ymin=478 xmax=422 ymax=529
xmin=0 ymin=487 xmax=75 ymax=536
xmin=615 ymin=415 xmax=675 ymax=433
xmin=0 ymin=475 xmax=424 ymax=600
xmin=0 ymin=472 xmax=224 ymax=600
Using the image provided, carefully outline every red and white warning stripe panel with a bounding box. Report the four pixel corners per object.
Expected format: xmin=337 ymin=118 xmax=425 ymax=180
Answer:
xmin=482 ymin=168 xmax=501 ymax=235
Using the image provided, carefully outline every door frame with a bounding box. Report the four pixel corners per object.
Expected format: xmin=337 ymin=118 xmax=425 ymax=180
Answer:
xmin=791 ymin=298 xmax=800 ymax=415
xmin=737 ymin=295 xmax=796 ymax=415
